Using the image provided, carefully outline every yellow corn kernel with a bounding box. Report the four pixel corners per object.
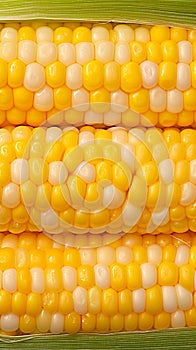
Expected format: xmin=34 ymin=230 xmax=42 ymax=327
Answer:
xmin=90 ymin=88 xmax=110 ymax=113
xmin=138 ymin=312 xmax=154 ymax=331
xmin=13 ymin=87 xmax=33 ymax=111
xmin=18 ymin=26 xmax=36 ymax=41
xmin=62 ymin=130 xmax=79 ymax=149
xmin=159 ymin=62 xmax=177 ymax=90
xmin=85 ymin=182 xmax=100 ymax=206
xmin=174 ymin=160 xmax=190 ymax=184
xmin=51 ymin=185 xmax=70 ymax=211
xmin=119 ymin=289 xmax=132 ymax=315
xmin=67 ymin=175 xmax=86 ymax=206
xmin=0 ymin=248 xmax=14 ymax=270
xmin=129 ymin=88 xmax=149 ymax=113
xmin=82 ymin=313 xmax=96 ymax=332
xmin=132 ymin=246 xmax=148 ymax=264
xmin=135 ymin=142 xmax=152 ymax=165
xmin=64 ymin=312 xmax=81 ymax=334
xmin=37 ymin=234 xmax=53 ymax=250
xmin=8 ymin=59 xmax=26 ymax=88
xmin=162 ymin=244 xmax=177 ymax=261
xmin=170 ymin=206 xmax=186 ymax=221
xmin=63 ymin=146 xmax=83 ymax=172
xmin=110 ymin=313 xmax=124 ymax=332
xmin=150 ymin=26 xmax=170 ymax=43
xmin=161 ymin=40 xmax=178 ymax=62
xmin=64 ymin=248 xmax=81 ymax=268
xmin=12 ymin=292 xmax=26 ymax=316
xmin=42 ymin=292 xmax=59 ymax=313
xmin=154 ymin=312 xmax=170 ymax=329
xmin=96 ymin=313 xmax=110 ymax=333
xmin=171 ymin=219 xmax=189 ymax=233
xmin=77 ymin=265 xmax=94 ymax=289
xmin=147 ymin=181 xmax=167 ymax=208
xmin=0 ymin=160 xmax=10 ymax=186
xmin=26 ymin=293 xmax=42 ymax=316
xmin=102 ymin=288 xmax=118 ymax=316
xmin=0 ymin=59 xmax=7 ymax=87
xmin=146 ymin=41 xmax=162 ymax=64
xmin=88 ymin=286 xmax=101 ymax=314
xmin=179 ymin=264 xmax=194 ymax=292
xmin=96 ymin=160 xmax=112 ymax=183
xmin=19 ymin=315 xmax=35 ymax=334
xmin=45 ymin=268 xmax=63 ymax=292
xmin=46 ymin=248 xmax=63 ymax=268
xmin=46 ymin=61 xmax=66 ymax=88
xmin=60 ymin=207 xmax=75 ymax=226
xmin=158 ymin=112 xmax=178 ymax=128
xmin=121 ymin=62 xmax=142 ymax=93
xmin=59 ymin=291 xmax=74 ymax=314
xmin=186 ymin=143 xmax=196 ymax=160
xmin=124 ymin=313 xmax=138 ymax=331
xmin=146 ymin=285 xmax=163 ymax=315
xmin=17 ymin=267 xmax=31 ymax=294
xmin=113 ymin=161 xmax=131 ymax=192
xmin=128 ymin=175 xmax=147 ymax=207
xmin=54 ymin=86 xmax=71 ymax=110
xmin=90 ymin=209 xmax=110 ymax=228
xmin=158 ymin=262 xmax=178 ymax=285
xmin=186 ymin=308 xmax=196 ymax=327
xmin=27 ymin=108 xmax=46 ymax=127
xmin=30 ymin=249 xmax=45 ymax=268
xmin=74 ymin=210 xmax=89 ymax=228
xmin=7 ymin=108 xmax=26 ymax=125
xmin=142 ymin=160 xmax=159 ymax=186
xmin=126 ymin=263 xmax=142 ymax=290
xmin=0 ymin=86 xmax=13 ymax=110
xmin=0 ymin=290 xmax=11 ymax=314
xmin=184 ymin=89 xmax=196 ymax=111
xmin=54 ymin=27 xmax=72 ymax=44
xmin=72 ymin=26 xmax=91 ymax=44
xmin=169 ymin=143 xmax=186 ymax=161
xmin=83 ymin=60 xmax=103 ymax=91
xmin=110 ymin=263 xmax=126 ymax=291
xmin=171 ymin=27 xmax=187 ymax=42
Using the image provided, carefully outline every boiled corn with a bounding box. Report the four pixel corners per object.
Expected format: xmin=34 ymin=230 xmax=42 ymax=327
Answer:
xmin=0 ymin=125 xmax=195 ymax=236
xmin=0 ymin=24 xmax=195 ymax=127
xmin=0 ymin=231 xmax=194 ymax=334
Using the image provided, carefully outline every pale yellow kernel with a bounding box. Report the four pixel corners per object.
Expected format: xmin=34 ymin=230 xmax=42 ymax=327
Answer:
xmin=37 ymin=42 xmax=57 ymax=67
xmin=36 ymin=26 xmax=53 ymax=42
xmin=34 ymin=85 xmax=53 ymax=111
xmin=58 ymin=43 xmax=75 ymax=66
xmin=24 ymin=62 xmax=45 ymax=92
xmin=2 ymin=183 xmax=20 ymax=209
xmin=18 ymin=40 xmax=36 ymax=64
xmin=115 ymin=42 xmax=130 ymax=65
xmin=150 ymin=86 xmax=166 ymax=112
xmin=72 ymin=88 xmax=89 ymax=111
xmin=178 ymin=41 xmax=193 ymax=63
xmin=66 ymin=63 xmax=82 ymax=90
xmin=162 ymin=286 xmax=177 ymax=313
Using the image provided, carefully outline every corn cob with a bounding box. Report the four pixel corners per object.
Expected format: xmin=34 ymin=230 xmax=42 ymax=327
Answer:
xmin=0 ymin=124 xmax=195 ymax=237
xmin=0 ymin=23 xmax=195 ymax=127
xmin=0 ymin=231 xmax=194 ymax=335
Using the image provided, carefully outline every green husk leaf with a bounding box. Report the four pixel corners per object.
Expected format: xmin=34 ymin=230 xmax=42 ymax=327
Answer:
xmin=0 ymin=0 xmax=196 ymax=27
xmin=1 ymin=329 xmax=196 ymax=349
